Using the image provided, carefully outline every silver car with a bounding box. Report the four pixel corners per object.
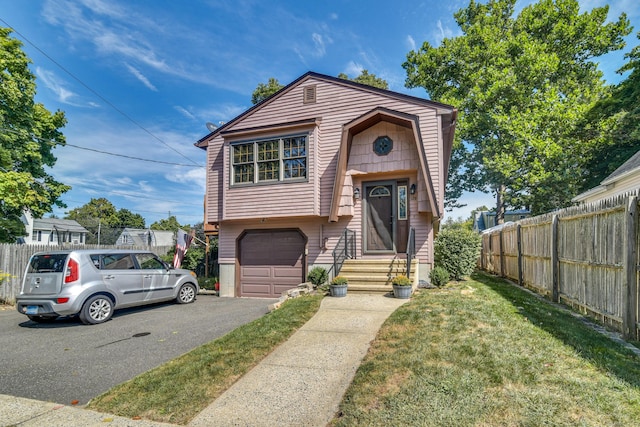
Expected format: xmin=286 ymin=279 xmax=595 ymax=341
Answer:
xmin=16 ymin=249 xmax=199 ymax=325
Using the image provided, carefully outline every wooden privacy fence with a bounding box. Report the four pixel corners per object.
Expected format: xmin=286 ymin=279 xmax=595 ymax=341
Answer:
xmin=479 ymin=191 xmax=639 ymax=340
xmin=0 ymin=244 xmax=173 ymax=305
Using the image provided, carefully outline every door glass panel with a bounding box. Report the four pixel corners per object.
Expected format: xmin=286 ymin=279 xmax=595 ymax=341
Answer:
xmin=366 ymin=185 xmax=393 ymax=251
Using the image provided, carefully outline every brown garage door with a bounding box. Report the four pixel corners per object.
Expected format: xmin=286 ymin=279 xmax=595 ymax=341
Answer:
xmin=239 ymin=230 xmax=306 ymax=298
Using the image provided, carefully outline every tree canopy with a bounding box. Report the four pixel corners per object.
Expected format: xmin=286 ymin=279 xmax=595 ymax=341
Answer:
xmin=0 ymin=27 xmax=70 ymax=242
xmin=65 ymin=198 xmax=146 ymax=244
xmin=338 ymin=69 xmax=388 ymax=89
xmin=251 ymin=70 xmax=389 ymax=106
xmin=576 ymin=32 xmax=640 ymax=192
xmin=251 ymin=77 xmax=284 ymax=105
xmin=403 ymin=0 xmax=631 ymax=219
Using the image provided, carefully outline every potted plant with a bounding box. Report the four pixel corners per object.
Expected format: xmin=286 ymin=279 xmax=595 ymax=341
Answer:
xmin=391 ymin=274 xmax=413 ymax=299
xmin=329 ymin=275 xmax=348 ymax=297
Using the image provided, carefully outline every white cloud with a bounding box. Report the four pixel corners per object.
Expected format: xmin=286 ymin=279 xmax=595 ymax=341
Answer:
xmin=343 ymin=61 xmax=363 ymax=77
xmin=174 ymin=106 xmax=196 ymax=121
xmin=35 ymin=67 xmax=78 ymax=104
xmin=406 ymin=35 xmax=416 ymax=51
xmin=311 ymin=33 xmax=326 ymax=57
xmin=124 ymin=63 xmax=157 ymax=91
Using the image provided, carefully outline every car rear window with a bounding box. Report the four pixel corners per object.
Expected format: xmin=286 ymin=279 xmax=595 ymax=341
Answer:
xmin=28 ymin=254 xmax=68 ymax=273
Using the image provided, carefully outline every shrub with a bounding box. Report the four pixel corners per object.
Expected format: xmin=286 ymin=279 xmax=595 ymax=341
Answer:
xmin=391 ymin=275 xmax=412 ymax=286
xmin=331 ymin=276 xmax=348 ymax=286
xmin=434 ymin=227 xmax=481 ymax=280
xmin=429 ymin=266 xmax=450 ymax=287
xmin=307 ymin=266 xmax=328 ymax=288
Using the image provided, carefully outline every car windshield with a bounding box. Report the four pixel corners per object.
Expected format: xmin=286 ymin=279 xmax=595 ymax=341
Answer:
xmin=28 ymin=254 xmax=68 ymax=273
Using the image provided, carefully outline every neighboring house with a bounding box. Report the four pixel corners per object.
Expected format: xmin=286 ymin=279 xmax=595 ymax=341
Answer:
xmin=115 ymin=228 xmax=175 ymax=247
xmin=20 ymin=211 xmax=88 ymax=245
xmin=196 ymin=71 xmax=457 ymax=298
xmin=572 ymin=149 xmax=640 ymax=204
xmin=473 ymin=209 xmax=531 ymax=232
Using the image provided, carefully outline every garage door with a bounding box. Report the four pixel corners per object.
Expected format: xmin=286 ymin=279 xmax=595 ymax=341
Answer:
xmin=239 ymin=230 xmax=306 ymax=298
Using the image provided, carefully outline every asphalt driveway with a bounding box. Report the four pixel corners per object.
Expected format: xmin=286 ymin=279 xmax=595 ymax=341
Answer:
xmin=0 ymin=295 xmax=277 ymax=406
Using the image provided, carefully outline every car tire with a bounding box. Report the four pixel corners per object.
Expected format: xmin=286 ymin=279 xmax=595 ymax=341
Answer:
xmin=27 ymin=315 xmax=58 ymax=323
xmin=79 ymin=295 xmax=114 ymax=325
xmin=176 ymin=283 xmax=196 ymax=304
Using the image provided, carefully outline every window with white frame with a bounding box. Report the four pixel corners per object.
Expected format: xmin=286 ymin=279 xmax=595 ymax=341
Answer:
xmin=232 ymin=134 xmax=307 ymax=185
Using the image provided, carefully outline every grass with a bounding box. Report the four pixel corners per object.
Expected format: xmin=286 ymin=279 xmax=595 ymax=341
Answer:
xmin=87 ymin=294 xmax=323 ymax=425
xmin=331 ymin=272 xmax=640 ymax=426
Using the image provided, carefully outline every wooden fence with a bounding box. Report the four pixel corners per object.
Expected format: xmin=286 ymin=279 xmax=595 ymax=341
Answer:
xmin=0 ymin=244 xmax=173 ymax=304
xmin=479 ymin=190 xmax=639 ymax=340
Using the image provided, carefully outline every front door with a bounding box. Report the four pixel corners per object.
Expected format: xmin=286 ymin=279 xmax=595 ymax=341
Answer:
xmin=364 ymin=180 xmax=410 ymax=254
xmin=364 ymin=182 xmax=395 ymax=252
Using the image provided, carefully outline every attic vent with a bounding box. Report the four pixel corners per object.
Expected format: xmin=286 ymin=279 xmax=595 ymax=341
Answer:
xmin=303 ymin=85 xmax=316 ymax=104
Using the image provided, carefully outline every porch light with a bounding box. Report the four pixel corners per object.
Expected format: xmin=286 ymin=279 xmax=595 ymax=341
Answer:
xmin=410 ymin=184 xmax=416 ymax=195
xmin=353 ymin=187 xmax=361 ymax=199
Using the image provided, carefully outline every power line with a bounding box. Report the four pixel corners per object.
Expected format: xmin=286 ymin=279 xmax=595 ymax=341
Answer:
xmin=1 ymin=127 xmax=203 ymax=167
xmin=0 ymin=17 xmax=202 ymax=167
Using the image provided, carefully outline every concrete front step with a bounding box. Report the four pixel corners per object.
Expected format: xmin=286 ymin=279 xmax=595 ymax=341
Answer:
xmin=338 ymin=259 xmax=418 ymax=293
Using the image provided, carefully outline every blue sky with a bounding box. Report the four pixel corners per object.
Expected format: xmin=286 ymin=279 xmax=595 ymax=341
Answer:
xmin=1 ymin=0 xmax=638 ymax=226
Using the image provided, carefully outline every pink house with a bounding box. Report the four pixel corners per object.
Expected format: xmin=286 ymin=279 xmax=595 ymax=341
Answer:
xmin=196 ymin=72 xmax=456 ymax=298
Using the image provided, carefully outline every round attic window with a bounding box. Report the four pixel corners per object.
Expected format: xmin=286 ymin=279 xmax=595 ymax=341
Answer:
xmin=373 ymin=136 xmax=393 ymax=156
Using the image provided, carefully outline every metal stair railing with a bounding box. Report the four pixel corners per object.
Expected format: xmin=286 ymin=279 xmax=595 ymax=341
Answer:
xmin=405 ymin=227 xmax=415 ymax=279
xmin=332 ymin=228 xmax=356 ymax=277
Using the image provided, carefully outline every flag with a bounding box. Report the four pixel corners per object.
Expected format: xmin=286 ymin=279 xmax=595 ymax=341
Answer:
xmin=173 ymin=229 xmax=193 ymax=268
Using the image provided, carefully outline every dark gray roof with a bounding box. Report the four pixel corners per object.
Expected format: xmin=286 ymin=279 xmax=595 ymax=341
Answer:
xmin=33 ymin=218 xmax=88 ymax=233
xmin=602 ymin=149 xmax=640 ymax=184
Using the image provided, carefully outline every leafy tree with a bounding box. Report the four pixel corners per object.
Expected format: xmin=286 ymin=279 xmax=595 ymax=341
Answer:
xmin=403 ymin=0 xmax=631 ymax=220
xmin=0 ymin=27 xmax=70 ymax=242
xmin=338 ymin=69 xmax=388 ymax=89
xmin=117 ymin=209 xmax=145 ymax=229
xmin=577 ymin=33 xmax=640 ymax=192
xmin=251 ymin=77 xmax=284 ymax=104
xmin=66 ymin=198 xmax=146 ymax=244
xmin=150 ymin=215 xmax=185 ymax=231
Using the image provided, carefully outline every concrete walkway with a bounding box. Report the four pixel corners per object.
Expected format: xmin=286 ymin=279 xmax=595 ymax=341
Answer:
xmin=1 ymin=294 xmax=408 ymax=427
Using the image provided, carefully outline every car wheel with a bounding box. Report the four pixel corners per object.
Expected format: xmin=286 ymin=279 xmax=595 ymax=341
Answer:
xmin=27 ymin=315 xmax=58 ymax=323
xmin=79 ymin=295 xmax=114 ymax=325
xmin=176 ymin=283 xmax=196 ymax=304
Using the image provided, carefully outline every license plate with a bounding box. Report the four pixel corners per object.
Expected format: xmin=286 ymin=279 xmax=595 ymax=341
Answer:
xmin=26 ymin=306 xmax=38 ymax=315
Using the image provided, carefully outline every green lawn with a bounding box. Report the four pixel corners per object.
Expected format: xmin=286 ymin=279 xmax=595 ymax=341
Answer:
xmin=87 ymin=294 xmax=323 ymax=425
xmin=331 ymin=272 xmax=640 ymax=426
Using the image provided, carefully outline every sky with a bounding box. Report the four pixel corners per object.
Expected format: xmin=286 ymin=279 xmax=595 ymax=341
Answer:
xmin=0 ymin=0 xmax=638 ymax=226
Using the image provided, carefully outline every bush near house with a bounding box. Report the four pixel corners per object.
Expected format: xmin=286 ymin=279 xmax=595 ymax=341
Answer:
xmin=429 ymin=266 xmax=450 ymax=287
xmin=307 ymin=266 xmax=328 ymax=288
xmin=434 ymin=227 xmax=481 ymax=280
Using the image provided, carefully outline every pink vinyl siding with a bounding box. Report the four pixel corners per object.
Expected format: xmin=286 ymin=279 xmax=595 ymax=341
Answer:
xmin=212 ymin=77 xmax=444 ymax=219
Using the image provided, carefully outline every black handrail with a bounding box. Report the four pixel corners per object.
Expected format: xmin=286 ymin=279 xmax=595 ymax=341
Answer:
xmin=406 ymin=227 xmax=415 ymax=278
xmin=332 ymin=228 xmax=356 ymax=277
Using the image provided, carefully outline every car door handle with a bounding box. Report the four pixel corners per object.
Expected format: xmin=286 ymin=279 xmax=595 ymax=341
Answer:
xmin=144 ymin=275 xmax=152 ymax=279
xmin=104 ymin=275 xmax=115 ymax=280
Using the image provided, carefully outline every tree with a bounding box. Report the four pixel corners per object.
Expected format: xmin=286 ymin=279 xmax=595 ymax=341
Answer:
xmin=576 ymin=33 xmax=640 ymax=192
xmin=66 ymin=198 xmax=147 ymax=244
xmin=0 ymin=27 xmax=70 ymax=242
xmin=251 ymin=77 xmax=284 ymax=105
xmin=117 ymin=209 xmax=146 ymax=229
xmin=338 ymin=69 xmax=388 ymax=89
xmin=150 ymin=215 xmax=184 ymax=231
xmin=403 ymin=0 xmax=631 ymax=220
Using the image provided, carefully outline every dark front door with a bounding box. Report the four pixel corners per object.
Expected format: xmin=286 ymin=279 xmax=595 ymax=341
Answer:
xmin=365 ymin=183 xmax=394 ymax=252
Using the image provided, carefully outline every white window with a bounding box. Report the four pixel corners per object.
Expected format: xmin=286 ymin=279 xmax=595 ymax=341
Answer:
xmin=232 ymin=135 xmax=307 ymax=185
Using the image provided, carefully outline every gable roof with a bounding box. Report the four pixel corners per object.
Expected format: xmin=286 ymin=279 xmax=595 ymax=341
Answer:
xmin=32 ymin=218 xmax=88 ymax=233
xmin=195 ymin=71 xmax=456 ymax=148
xmin=329 ymin=107 xmax=441 ymax=220
xmin=573 ymin=149 xmax=640 ymax=203
xmin=601 ymin=149 xmax=640 ymax=185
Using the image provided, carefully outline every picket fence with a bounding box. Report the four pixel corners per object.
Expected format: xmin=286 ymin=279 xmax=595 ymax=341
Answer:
xmin=479 ymin=190 xmax=640 ymax=340
xmin=0 ymin=244 xmax=173 ymax=305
